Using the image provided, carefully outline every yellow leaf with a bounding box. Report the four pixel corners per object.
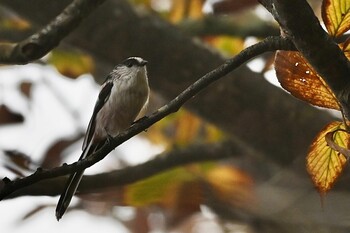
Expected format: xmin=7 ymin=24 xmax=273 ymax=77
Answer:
xmin=188 ymin=0 xmax=204 ymax=20
xmin=205 ymin=165 xmax=254 ymax=208
xmin=204 ymin=36 xmax=245 ymax=56
xmin=1 ymin=18 xmax=30 ymax=30
xmin=48 ymin=49 xmax=95 ymax=79
xmin=204 ymin=123 xmax=225 ymax=143
xmin=275 ymin=51 xmax=340 ymax=110
xmin=322 ymin=0 xmax=350 ymax=37
xmin=169 ymin=0 xmax=204 ymax=23
xmin=341 ymin=37 xmax=350 ymax=59
xmin=124 ymin=167 xmax=196 ymax=207
xmin=124 ymin=163 xmax=254 ymax=210
xmin=169 ymin=0 xmax=186 ymax=23
xmin=306 ymin=121 xmax=348 ymax=193
xmin=174 ymin=111 xmax=201 ymax=147
xmin=146 ymin=109 xmax=224 ymax=149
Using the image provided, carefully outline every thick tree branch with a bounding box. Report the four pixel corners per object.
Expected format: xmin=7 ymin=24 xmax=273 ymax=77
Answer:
xmin=259 ymin=0 xmax=350 ymax=117
xmin=0 ymin=36 xmax=295 ymax=200
xmin=0 ymin=0 xmax=106 ymax=64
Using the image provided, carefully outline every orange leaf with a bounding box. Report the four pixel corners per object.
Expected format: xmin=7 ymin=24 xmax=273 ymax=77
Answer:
xmin=322 ymin=0 xmax=350 ymax=37
xmin=169 ymin=0 xmax=186 ymax=23
xmin=275 ymin=51 xmax=340 ymax=110
xmin=306 ymin=121 xmax=348 ymax=193
xmin=205 ymin=165 xmax=254 ymax=209
xmin=188 ymin=0 xmax=204 ymax=20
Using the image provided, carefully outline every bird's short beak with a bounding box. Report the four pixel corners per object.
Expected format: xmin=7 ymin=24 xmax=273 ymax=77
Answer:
xmin=140 ymin=60 xmax=148 ymax=66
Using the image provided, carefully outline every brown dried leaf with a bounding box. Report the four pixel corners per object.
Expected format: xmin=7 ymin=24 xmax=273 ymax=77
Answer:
xmin=275 ymin=51 xmax=340 ymax=110
xmin=4 ymin=150 xmax=34 ymax=171
xmin=0 ymin=105 xmax=24 ymax=125
xmin=19 ymin=81 xmax=32 ymax=98
xmin=41 ymin=135 xmax=83 ymax=169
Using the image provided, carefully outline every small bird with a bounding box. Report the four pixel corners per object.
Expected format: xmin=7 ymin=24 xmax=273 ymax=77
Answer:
xmin=56 ymin=57 xmax=150 ymax=220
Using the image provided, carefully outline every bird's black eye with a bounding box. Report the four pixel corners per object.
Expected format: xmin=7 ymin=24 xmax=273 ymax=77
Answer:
xmin=126 ymin=62 xmax=133 ymax=68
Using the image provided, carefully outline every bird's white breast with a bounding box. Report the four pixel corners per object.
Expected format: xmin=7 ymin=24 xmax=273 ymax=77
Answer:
xmin=94 ymin=68 xmax=149 ymax=139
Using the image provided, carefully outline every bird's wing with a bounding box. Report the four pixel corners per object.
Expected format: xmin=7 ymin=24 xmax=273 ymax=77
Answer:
xmin=82 ymin=80 xmax=114 ymax=151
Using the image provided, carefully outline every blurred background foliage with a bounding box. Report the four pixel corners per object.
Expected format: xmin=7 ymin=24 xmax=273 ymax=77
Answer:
xmin=0 ymin=0 xmax=330 ymax=233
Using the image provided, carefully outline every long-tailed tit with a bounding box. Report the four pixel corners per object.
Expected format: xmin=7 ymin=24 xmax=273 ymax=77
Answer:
xmin=56 ymin=57 xmax=150 ymax=220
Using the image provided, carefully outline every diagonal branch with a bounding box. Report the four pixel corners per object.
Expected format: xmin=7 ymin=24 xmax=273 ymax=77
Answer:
xmin=3 ymin=0 xmax=333 ymax=169
xmin=0 ymin=0 xmax=106 ymax=64
xmin=0 ymin=35 xmax=295 ymax=201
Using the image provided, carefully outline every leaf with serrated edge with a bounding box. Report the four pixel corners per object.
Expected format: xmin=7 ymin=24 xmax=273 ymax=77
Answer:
xmin=322 ymin=0 xmax=350 ymax=37
xmin=275 ymin=51 xmax=340 ymax=110
xmin=306 ymin=121 xmax=348 ymax=193
xmin=341 ymin=38 xmax=350 ymax=59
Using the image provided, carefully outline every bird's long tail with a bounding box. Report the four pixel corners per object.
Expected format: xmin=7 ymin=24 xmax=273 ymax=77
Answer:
xmin=55 ymin=139 xmax=99 ymax=221
xmin=55 ymin=167 xmax=85 ymax=221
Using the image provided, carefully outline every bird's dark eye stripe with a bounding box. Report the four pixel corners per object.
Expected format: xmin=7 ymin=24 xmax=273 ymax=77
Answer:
xmin=122 ymin=58 xmax=142 ymax=67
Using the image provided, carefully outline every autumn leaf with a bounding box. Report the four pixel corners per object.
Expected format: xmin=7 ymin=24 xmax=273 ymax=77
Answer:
xmin=306 ymin=121 xmax=349 ymax=193
xmin=0 ymin=105 xmax=24 ymax=125
xmin=188 ymin=0 xmax=205 ymax=20
xmin=48 ymin=49 xmax=95 ymax=79
xmin=169 ymin=0 xmax=204 ymax=23
xmin=0 ymin=7 xmax=30 ymax=30
xmin=205 ymin=165 xmax=254 ymax=209
xmin=322 ymin=0 xmax=350 ymax=37
xmin=124 ymin=163 xmax=253 ymax=210
xmin=146 ymin=109 xmax=224 ymax=149
xmin=124 ymin=166 xmax=198 ymax=207
xmin=19 ymin=81 xmax=32 ymax=98
xmin=275 ymin=51 xmax=340 ymax=110
xmin=341 ymin=37 xmax=350 ymax=59
xmin=203 ymin=36 xmax=244 ymax=56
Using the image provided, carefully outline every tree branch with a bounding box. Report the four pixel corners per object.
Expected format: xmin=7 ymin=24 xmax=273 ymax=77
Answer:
xmin=4 ymin=140 xmax=242 ymax=198
xmin=259 ymin=0 xmax=350 ymax=117
xmin=0 ymin=36 xmax=295 ymax=200
xmin=0 ymin=0 xmax=106 ymax=64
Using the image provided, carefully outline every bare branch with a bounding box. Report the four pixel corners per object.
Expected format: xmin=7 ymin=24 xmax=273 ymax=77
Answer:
xmin=0 ymin=36 xmax=295 ymax=200
xmin=0 ymin=0 xmax=106 ymax=64
xmin=4 ymin=140 xmax=242 ymax=198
